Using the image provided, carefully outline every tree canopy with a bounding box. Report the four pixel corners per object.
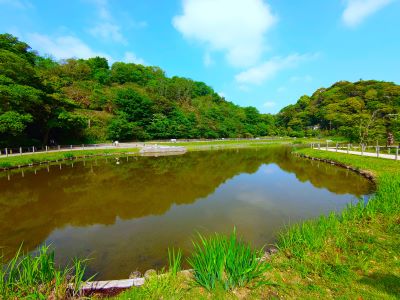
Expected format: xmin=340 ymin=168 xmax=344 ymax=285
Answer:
xmin=0 ymin=33 xmax=276 ymax=147
xmin=277 ymin=80 xmax=400 ymax=143
xmin=1 ymin=33 xmax=399 ymax=147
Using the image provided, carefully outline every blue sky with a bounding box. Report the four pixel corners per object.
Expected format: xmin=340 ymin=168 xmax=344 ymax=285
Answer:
xmin=0 ymin=0 xmax=399 ymax=114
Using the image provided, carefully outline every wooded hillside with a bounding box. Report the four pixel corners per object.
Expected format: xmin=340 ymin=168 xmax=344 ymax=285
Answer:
xmin=277 ymin=80 xmax=400 ymax=143
xmin=0 ymin=34 xmax=275 ymax=147
xmin=2 ymin=33 xmax=400 ymax=147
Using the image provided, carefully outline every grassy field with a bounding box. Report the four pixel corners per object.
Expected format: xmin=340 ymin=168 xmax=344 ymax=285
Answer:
xmin=148 ymin=137 xmax=325 ymax=152
xmin=115 ymin=148 xmax=400 ymax=299
xmin=0 ymin=138 xmax=308 ymax=169
xmin=0 ymin=148 xmax=140 ymax=169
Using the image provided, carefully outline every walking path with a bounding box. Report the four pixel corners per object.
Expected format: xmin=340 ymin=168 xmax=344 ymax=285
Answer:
xmin=315 ymin=148 xmax=399 ymax=160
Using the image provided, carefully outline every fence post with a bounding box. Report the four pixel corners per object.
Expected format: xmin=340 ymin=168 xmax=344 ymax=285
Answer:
xmin=32 ymin=146 xmax=35 ymax=153
xmin=46 ymin=145 xmax=48 ymax=153
xmin=20 ymin=147 xmax=22 ymax=156
xmin=70 ymin=145 xmax=72 ymax=150
xmin=376 ymin=146 xmax=380 ymax=158
xmin=5 ymin=148 xmax=8 ymax=157
xmin=58 ymin=145 xmax=60 ymax=150
xmin=82 ymin=144 xmax=85 ymax=150
xmin=396 ymin=147 xmax=399 ymax=160
xmin=347 ymin=144 xmax=350 ymax=154
xmin=361 ymin=144 xmax=364 ymax=156
xmin=336 ymin=143 xmax=338 ymax=152
xmin=318 ymin=143 xmax=321 ymax=150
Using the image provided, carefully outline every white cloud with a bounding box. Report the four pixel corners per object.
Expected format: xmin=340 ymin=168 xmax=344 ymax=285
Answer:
xmin=173 ymin=0 xmax=277 ymax=68
xmin=123 ymin=51 xmax=146 ymax=65
xmin=89 ymin=23 xmax=126 ymax=44
xmin=342 ymin=0 xmax=394 ymax=27
xmin=203 ymin=52 xmax=214 ymax=67
xmin=26 ymin=33 xmax=111 ymax=60
xmin=235 ymin=53 xmax=317 ymax=85
xmin=87 ymin=0 xmax=127 ymax=44
xmin=87 ymin=0 xmax=111 ymax=20
xmin=0 ymin=0 xmax=32 ymax=9
xmin=263 ymin=101 xmax=276 ymax=108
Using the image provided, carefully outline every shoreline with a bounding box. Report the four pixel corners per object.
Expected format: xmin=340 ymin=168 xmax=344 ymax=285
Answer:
xmin=3 ymin=145 xmax=397 ymax=298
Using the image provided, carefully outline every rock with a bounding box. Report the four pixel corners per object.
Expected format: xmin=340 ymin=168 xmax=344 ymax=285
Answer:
xmin=144 ymin=269 xmax=157 ymax=279
xmin=263 ymin=246 xmax=279 ymax=260
xmin=129 ymin=271 xmax=141 ymax=279
xmin=179 ymin=269 xmax=194 ymax=280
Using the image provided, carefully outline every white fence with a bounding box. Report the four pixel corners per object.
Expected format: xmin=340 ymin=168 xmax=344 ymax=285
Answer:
xmin=0 ymin=143 xmax=122 ymax=158
xmin=311 ymin=142 xmax=399 ymax=160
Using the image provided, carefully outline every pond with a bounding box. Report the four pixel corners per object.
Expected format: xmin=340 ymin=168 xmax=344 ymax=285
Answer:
xmin=0 ymin=147 xmax=373 ymax=279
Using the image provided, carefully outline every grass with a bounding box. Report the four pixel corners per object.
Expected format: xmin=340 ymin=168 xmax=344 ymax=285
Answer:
xmin=115 ymin=230 xmax=270 ymax=299
xmin=168 ymin=248 xmax=182 ymax=276
xmin=0 ymin=148 xmax=139 ymax=169
xmin=0 ymin=137 xmax=316 ymax=169
xmin=256 ymin=148 xmax=400 ymax=299
xmin=3 ymin=144 xmax=399 ymax=299
xmin=148 ymin=137 xmax=311 ymax=149
xmin=188 ymin=229 xmax=270 ymax=291
xmin=116 ymin=148 xmax=400 ymax=299
xmin=0 ymin=245 xmax=90 ymax=299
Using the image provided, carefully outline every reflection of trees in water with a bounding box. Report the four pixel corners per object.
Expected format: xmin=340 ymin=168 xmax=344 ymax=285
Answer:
xmin=275 ymin=156 xmax=374 ymax=196
xmin=0 ymin=147 xmax=372 ymax=259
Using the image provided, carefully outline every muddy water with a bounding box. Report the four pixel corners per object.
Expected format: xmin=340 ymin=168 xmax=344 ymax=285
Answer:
xmin=0 ymin=147 xmax=373 ymax=279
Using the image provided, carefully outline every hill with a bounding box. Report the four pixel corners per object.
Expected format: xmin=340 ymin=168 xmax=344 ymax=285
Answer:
xmin=277 ymin=80 xmax=400 ymax=143
xmin=0 ymin=34 xmax=275 ymax=147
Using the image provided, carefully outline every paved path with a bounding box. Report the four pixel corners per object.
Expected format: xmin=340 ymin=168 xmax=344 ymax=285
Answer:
xmin=315 ymin=148 xmax=399 ymax=160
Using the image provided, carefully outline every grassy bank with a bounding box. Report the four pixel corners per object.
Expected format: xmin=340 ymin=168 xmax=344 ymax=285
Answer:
xmin=0 ymin=148 xmax=139 ymax=169
xmin=261 ymin=149 xmax=400 ymax=299
xmin=149 ymin=137 xmax=323 ymax=151
xmin=0 ymin=245 xmax=89 ymax=299
xmin=0 ymin=138 xmax=305 ymax=169
xmin=4 ymin=145 xmax=398 ymax=298
xmin=115 ymin=148 xmax=400 ymax=299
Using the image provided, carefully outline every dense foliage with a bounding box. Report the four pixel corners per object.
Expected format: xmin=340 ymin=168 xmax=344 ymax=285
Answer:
xmin=2 ymin=33 xmax=400 ymax=147
xmin=277 ymin=80 xmax=400 ymax=143
xmin=0 ymin=33 xmax=275 ymax=147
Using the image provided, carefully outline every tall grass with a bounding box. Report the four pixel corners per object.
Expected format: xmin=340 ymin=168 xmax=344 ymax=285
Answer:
xmin=168 ymin=248 xmax=182 ymax=276
xmin=0 ymin=245 xmax=89 ymax=299
xmin=188 ymin=228 xmax=270 ymax=291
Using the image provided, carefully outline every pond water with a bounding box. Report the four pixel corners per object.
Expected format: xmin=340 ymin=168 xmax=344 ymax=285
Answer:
xmin=0 ymin=147 xmax=373 ymax=279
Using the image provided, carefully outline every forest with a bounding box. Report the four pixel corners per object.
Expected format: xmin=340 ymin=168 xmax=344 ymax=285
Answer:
xmin=1 ymin=33 xmax=400 ymax=147
xmin=277 ymin=80 xmax=400 ymax=143
xmin=0 ymin=33 xmax=275 ymax=147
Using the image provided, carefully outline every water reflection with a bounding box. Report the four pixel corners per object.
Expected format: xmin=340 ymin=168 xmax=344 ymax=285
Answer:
xmin=0 ymin=147 xmax=373 ymax=279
